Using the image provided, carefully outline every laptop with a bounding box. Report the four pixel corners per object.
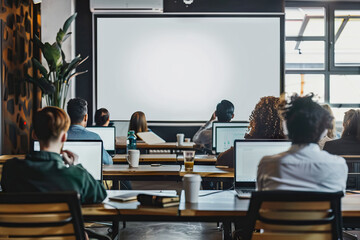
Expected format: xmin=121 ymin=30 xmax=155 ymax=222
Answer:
xmin=86 ymin=126 xmax=116 ymax=156
xmin=33 ymin=140 xmax=104 ymax=181
xmin=212 ymin=122 xmax=248 ymax=150
xmin=215 ymin=126 xmax=248 ymax=154
xmin=234 ymin=140 xmax=292 ymax=197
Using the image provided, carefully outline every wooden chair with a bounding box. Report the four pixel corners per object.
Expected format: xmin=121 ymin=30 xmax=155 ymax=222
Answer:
xmin=0 ymin=191 xmax=88 ymax=240
xmin=238 ymin=191 xmax=344 ymax=240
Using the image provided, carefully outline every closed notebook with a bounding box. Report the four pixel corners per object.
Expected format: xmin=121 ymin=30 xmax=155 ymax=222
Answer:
xmin=137 ymin=194 xmax=179 ymax=208
xmin=109 ymin=193 xmax=138 ymax=202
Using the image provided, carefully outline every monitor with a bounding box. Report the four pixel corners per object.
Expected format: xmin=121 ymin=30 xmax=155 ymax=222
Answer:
xmin=215 ymin=126 xmax=248 ymax=153
xmin=86 ymin=126 xmax=116 ymax=153
xmin=33 ymin=140 xmax=103 ymax=181
xmin=212 ymin=122 xmax=248 ymax=149
xmin=234 ymin=140 xmax=291 ymax=188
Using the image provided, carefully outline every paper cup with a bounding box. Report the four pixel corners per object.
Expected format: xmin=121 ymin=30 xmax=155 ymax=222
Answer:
xmin=183 ymin=174 xmax=202 ymax=203
xmin=176 ymin=133 xmax=185 ymax=146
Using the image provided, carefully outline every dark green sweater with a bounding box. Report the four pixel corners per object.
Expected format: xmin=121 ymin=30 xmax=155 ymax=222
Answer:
xmin=1 ymin=151 xmax=107 ymax=204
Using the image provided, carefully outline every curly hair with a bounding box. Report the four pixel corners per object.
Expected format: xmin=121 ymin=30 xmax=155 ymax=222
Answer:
xmin=246 ymin=96 xmax=285 ymax=139
xmin=281 ymin=94 xmax=333 ymax=144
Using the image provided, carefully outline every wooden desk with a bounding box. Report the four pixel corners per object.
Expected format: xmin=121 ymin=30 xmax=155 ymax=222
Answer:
xmin=116 ymin=137 xmax=196 ymax=151
xmin=180 ymin=165 xmax=234 ymax=181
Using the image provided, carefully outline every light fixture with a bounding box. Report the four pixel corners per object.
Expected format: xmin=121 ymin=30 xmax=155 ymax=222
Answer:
xmin=33 ymin=0 xmax=42 ymax=4
xmin=183 ymin=0 xmax=194 ymax=5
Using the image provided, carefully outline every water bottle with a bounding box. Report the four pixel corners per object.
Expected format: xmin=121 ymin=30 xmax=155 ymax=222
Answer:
xmin=127 ymin=130 xmax=137 ymax=152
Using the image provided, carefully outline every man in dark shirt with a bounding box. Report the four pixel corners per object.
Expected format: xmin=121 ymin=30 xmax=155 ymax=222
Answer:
xmin=1 ymin=107 xmax=107 ymax=204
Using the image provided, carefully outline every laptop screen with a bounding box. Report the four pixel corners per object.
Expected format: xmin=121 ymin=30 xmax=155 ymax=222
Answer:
xmin=212 ymin=122 xmax=248 ymax=149
xmin=34 ymin=140 xmax=103 ymax=181
xmin=215 ymin=126 xmax=248 ymax=153
xmin=86 ymin=126 xmax=116 ymax=151
xmin=234 ymin=140 xmax=291 ymax=186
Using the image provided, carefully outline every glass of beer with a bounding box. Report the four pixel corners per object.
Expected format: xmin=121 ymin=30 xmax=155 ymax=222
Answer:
xmin=183 ymin=151 xmax=195 ymax=172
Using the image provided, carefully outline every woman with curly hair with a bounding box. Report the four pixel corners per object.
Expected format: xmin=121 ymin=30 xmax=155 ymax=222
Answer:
xmin=216 ymin=96 xmax=285 ymax=167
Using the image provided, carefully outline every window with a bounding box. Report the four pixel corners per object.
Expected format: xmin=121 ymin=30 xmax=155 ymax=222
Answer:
xmin=285 ymin=2 xmax=360 ymax=120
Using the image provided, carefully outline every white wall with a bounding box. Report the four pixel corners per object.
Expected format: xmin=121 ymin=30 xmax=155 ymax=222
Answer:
xmin=41 ymin=0 xmax=76 ymax=102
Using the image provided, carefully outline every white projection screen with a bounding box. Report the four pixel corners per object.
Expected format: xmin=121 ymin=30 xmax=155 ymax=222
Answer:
xmin=96 ymin=15 xmax=283 ymax=121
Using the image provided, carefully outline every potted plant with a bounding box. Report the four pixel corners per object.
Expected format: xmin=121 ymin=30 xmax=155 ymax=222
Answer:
xmin=27 ymin=13 xmax=88 ymax=109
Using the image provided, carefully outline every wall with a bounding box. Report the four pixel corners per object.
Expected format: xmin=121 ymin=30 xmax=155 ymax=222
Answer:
xmin=0 ymin=0 xmax=41 ymax=154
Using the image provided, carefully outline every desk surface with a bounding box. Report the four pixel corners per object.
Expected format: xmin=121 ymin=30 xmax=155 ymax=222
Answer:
xmin=113 ymin=154 xmax=217 ymax=164
xmin=180 ymin=165 xmax=234 ymax=178
xmin=116 ymin=137 xmax=196 ymax=149
xmin=82 ymin=190 xmax=360 ymax=218
xmin=103 ymin=164 xmax=182 ymax=176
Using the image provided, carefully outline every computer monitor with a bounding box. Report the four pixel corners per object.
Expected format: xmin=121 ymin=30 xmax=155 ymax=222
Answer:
xmin=234 ymin=140 xmax=292 ymax=189
xmin=33 ymin=140 xmax=103 ymax=181
xmin=212 ymin=122 xmax=248 ymax=149
xmin=215 ymin=126 xmax=248 ymax=154
xmin=86 ymin=126 xmax=116 ymax=154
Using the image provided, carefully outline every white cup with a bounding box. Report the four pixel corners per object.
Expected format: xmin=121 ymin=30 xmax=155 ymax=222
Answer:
xmin=183 ymin=174 xmax=202 ymax=203
xmin=177 ymin=133 xmax=185 ymax=146
xmin=127 ymin=150 xmax=140 ymax=168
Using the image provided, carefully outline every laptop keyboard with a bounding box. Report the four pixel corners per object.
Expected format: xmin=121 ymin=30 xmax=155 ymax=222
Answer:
xmin=236 ymin=189 xmax=255 ymax=199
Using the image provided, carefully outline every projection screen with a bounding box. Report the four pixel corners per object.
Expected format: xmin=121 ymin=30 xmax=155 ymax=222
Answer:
xmin=95 ymin=15 xmax=283 ymax=121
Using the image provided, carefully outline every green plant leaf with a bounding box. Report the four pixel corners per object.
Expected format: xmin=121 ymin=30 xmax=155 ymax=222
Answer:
xmin=24 ymin=74 xmax=56 ymax=94
xmin=32 ymin=58 xmax=48 ymax=78
xmin=65 ymin=70 xmax=88 ymax=84
xmin=33 ymin=35 xmax=44 ymax=51
xmin=63 ymin=12 xmax=77 ymax=34
xmin=56 ymin=29 xmax=65 ymax=45
xmin=43 ymin=42 xmax=62 ymax=71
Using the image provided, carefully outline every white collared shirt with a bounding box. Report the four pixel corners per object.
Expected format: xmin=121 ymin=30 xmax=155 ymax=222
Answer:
xmin=257 ymin=143 xmax=348 ymax=192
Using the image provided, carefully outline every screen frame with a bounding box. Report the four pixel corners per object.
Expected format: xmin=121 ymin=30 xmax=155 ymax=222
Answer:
xmin=32 ymin=139 xmax=104 ymax=181
xmin=93 ymin=13 xmax=285 ymax=121
xmin=212 ymin=121 xmax=249 ymax=149
xmin=86 ymin=126 xmax=116 ymax=153
xmin=214 ymin=125 xmax=249 ymax=154
xmin=234 ymin=139 xmax=291 ymax=189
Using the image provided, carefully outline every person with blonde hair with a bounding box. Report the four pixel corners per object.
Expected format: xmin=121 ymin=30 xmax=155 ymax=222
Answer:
xmin=324 ymin=109 xmax=360 ymax=155
xmin=318 ymin=104 xmax=337 ymax=149
xmin=129 ymin=111 xmax=149 ymax=134
xmin=1 ymin=107 xmax=107 ymax=204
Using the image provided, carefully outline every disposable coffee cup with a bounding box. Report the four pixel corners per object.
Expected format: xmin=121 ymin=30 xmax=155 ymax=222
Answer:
xmin=183 ymin=174 xmax=202 ymax=203
xmin=127 ymin=149 xmax=140 ymax=168
xmin=184 ymin=138 xmax=191 ymax=143
xmin=177 ymin=133 xmax=185 ymax=146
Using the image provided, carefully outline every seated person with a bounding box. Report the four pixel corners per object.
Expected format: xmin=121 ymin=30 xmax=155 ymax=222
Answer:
xmin=1 ymin=107 xmax=107 ymax=204
xmin=95 ymin=108 xmax=110 ymax=127
xmin=67 ymin=98 xmax=113 ymax=165
xmin=193 ymin=100 xmax=234 ymax=150
xmin=257 ymin=94 xmax=348 ymax=192
xmin=129 ymin=111 xmax=149 ymax=134
xmin=318 ymin=104 xmax=337 ymax=149
xmin=324 ymin=109 xmax=360 ymax=155
xmin=216 ymin=96 xmax=285 ymax=167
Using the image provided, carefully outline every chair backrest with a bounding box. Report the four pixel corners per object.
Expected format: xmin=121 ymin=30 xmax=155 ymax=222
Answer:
xmin=243 ymin=191 xmax=344 ymax=240
xmin=0 ymin=191 xmax=86 ymax=240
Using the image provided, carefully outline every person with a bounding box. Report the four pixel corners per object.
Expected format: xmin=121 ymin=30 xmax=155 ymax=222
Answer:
xmin=1 ymin=107 xmax=107 ymax=204
xmin=216 ymin=96 xmax=285 ymax=167
xmin=95 ymin=108 xmax=110 ymax=127
xmin=257 ymin=94 xmax=348 ymax=192
xmin=324 ymin=109 xmax=360 ymax=155
xmin=193 ymin=100 xmax=234 ymax=150
xmin=129 ymin=111 xmax=149 ymax=134
xmin=67 ymin=98 xmax=113 ymax=165
xmin=318 ymin=104 xmax=337 ymax=149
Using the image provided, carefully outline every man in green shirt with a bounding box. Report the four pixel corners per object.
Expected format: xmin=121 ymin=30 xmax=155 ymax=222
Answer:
xmin=1 ymin=107 xmax=107 ymax=204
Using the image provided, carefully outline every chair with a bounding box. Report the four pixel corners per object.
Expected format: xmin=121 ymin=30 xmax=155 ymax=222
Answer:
xmin=238 ymin=191 xmax=344 ymax=240
xmin=0 ymin=191 xmax=109 ymax=240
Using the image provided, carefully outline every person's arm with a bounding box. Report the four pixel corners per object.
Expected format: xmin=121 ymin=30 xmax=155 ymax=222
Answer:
xmin=77 ymin=165 xmax=107 ymax=204
xmin=193 ymin=112 xmax=216 ymax=144
xmin=256 ymin=161 xmax=264 ymax=191
xmin=216 ymin=147 xmax=234 ymax=168
xmin=102 ymin=149 xmax=113 ymax=165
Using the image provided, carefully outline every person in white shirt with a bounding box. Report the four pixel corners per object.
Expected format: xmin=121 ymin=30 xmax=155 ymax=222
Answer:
xmin=193 ymin=100 xmax=234 ymax=150
xmin=257 ymin=94 xmax=348 ymax=192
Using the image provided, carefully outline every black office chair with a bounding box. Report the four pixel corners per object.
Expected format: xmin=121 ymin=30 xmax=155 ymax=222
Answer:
xmin=0 ymin=191 xmax=111 ymax=240
xmin=235 ymin=190 xmax=344 ymax=240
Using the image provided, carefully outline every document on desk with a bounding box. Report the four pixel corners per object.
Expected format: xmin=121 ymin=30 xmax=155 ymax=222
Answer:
xmin=137 ymin=132 xmax=166 ymax=144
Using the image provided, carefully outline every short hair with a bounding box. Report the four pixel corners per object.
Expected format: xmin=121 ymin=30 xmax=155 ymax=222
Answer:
xmin=67 ymin=98 xmax=88 ymax=124
xmin=342 ymin=109 xmax=360 ymax=141
xmin=33 ymin=107 xmax=70 ymax=143
xmin=129 ymin=111 xmax=148 ymax=134
xmin=95 ymin=108 xmax=110 ymax=126
xmin=246 ymin=96 xmax=285 ymax=139
xmin=281 ymin=94 xmax=333 ymax=144
xmin=216 ymin=100 xmax=234 ymax=122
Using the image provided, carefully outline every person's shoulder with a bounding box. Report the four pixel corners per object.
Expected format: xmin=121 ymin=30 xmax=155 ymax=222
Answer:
xmin=259 ymin=151 xmax=290 ymax=165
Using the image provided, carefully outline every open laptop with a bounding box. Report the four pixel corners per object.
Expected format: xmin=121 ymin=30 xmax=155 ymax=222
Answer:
xmin=86 ymin=126 xmax=116 ymax=156
xmin=234 ymin=140 xmax=292 ymax=197
xmin=215 ymin=126 xmax=248 ymax=154
xmin=33 ymin=140 xmax=103 ymax=181
xmin=212 ymin=122 xmax=248 ymax=150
